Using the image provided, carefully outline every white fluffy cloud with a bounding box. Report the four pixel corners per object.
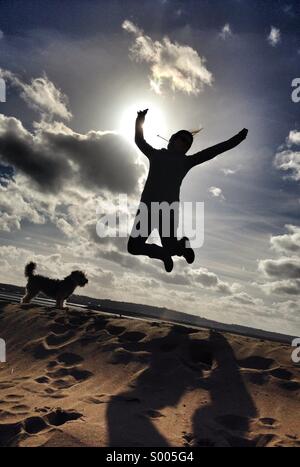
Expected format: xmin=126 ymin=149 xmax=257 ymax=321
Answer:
xmin=0 ymin=179 xmax=46 ymax=232
xmin=270 ymin=225 xmax=300 ymax=254
xmin=0 ymin=69 xmax=72 ymax=120
xmin=288 ymin=130 xmax=300 ymax=145
xmin=221 ymin=168 xmax=238 ymax=176
xmin=259 ymin=144 xmax=300 ymax=299
xmin=258 ymin=224 xmax=300 ymax=297
xmin=219 ymin=23 xmax=232 ymax=40
xmin=224 ymin=291 xmax=263 ymax=307
xmin=274 ymin=129 xmax=300 ymax=181
xmin=122 ymin=20 xmax=213 ymax=95
xmin=267 ymin=26 xmax=281 ymax=47
xmin=209 ymin=186 xmax=225 ymax=200
xmin=274 ymin=150 xmax=300 ymax=181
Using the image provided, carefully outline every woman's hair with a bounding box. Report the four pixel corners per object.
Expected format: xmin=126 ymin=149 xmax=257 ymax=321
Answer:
xmin=173 ymin=130 xmax=194 ymax=144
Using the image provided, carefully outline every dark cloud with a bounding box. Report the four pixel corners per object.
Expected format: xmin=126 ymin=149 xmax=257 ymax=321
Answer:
xmin=259 ymin=257 xmax=300 ymax=280
xmin=0 ymin=116 xmax=71 ymax=192
xmin=262 ymin=279 xmax=300 ymax=296
xmin=0 ymin=115 xmax=142 ymax=194
xmin=44 ymin=129 xmax=142 ymax=194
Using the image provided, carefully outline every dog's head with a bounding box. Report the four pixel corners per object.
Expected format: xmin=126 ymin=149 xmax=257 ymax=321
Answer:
xmin=70 ymin=270 xmax=88 ymax=287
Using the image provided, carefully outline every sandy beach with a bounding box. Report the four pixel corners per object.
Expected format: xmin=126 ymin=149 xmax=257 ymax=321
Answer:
xmin=0 ymin=302 xmax=299 ymax=447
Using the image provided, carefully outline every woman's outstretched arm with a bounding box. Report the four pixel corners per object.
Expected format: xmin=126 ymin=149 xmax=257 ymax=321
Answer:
xmin=186 ymin=128 xmax=248 ymax=170
xmin=135 ymin=109 xmax=156 ymax=159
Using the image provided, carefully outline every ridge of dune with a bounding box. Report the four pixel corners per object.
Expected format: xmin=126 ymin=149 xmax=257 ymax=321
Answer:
xmin=0 ymin=302 xmax=299 ymax=447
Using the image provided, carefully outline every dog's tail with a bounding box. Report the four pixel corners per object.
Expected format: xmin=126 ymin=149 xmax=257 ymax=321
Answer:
xmin=24 ymin=261 xmax=37 ymax=278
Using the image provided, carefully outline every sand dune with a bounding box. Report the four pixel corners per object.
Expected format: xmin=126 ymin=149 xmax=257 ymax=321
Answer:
xmin=0 ymin=302 xmax=299 ymax=447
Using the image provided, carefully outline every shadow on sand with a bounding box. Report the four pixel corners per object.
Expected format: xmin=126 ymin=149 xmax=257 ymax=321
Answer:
xmin=106 ymin=327 xmax=257 ymax=447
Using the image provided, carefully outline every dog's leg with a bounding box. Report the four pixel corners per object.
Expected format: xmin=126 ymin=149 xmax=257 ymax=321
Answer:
xmin=56 ymin=299 xmax=65 ymax=309
xmin=21 ymin=292 xmax=33 ymax=304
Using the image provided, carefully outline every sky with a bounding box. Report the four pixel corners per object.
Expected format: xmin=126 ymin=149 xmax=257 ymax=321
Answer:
xmin=0 ymin=0 xmax=299 ymax=335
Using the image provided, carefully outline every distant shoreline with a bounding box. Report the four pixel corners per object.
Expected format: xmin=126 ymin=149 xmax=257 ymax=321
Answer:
xmin=0 ymin=282 xmax=296 ymax=345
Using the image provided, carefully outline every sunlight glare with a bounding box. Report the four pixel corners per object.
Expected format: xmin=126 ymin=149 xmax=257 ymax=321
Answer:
xmin=118 ymin=102 xmax=168 ymax=147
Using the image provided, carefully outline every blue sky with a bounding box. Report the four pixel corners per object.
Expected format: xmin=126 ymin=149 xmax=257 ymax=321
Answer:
xmin=0 ymin=0 xmax=299 ymax=334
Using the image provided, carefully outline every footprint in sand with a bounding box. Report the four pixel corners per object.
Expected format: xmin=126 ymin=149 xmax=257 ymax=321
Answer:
xmin=35 ymin=376 xmax=50 ymax=384
xmin=68 ymin=315 xmax=91 ymax=327
xmin=41 ymin=388 xmax=68 ymax=399
xmin=68 ymin=368 xmax=93 ymax=382
xmin=47 ymin=360 xmax=58 ymax=369
xmin=86 ymin=317 xmax=108 ymax=332
xmin=106 ymin=324 xmax=126 ymax=336
xmin=5 ymin=394 xmax=24 ymax=402
xmin=45 ymin=408 xmax=82 ymax=426
xmin=269 ymin=368 xmax=293 ymax=381
xmin=51 ymin=379 xmax=76 ymax=389
xmin=119 ymin=331 xmax=146 ymax=343
xmin=45 ymin=331 xmax=78 ymax=349
xmin=23 ymin=339 xmax=57 ymax=360
xmin=42 ymin=353 xmax=93 ymax=391
xmin=237 ymin=356 xmax=274 ymax=371
xmin=35 ymin=407 xmax=51 ymax=413
xmin=182 ymin=432 xmax=194 ymax=445
xmin=11 ymin=404 xmax=30 ymax=414
xmin=277 ymin=380 xmax=300 ymax=391
xmin=13 ymin=376 xmax=31 ymax=382
xmin=259 ymin=417 xmax=279 ymax=428
xmin=47 ymin=368 xmax=69 ymax=378
xmin=48 ymin=323 xmax=68 ymax=335
xmin=23 ymin=416 xmax=49 ymax=434
xmin=0 ymin=382 xmax=15 ymax=390
xmin=57 ymin=352 xmax=84 ymax=366
xmin=0 ymin=408 xmax=82 ymax=446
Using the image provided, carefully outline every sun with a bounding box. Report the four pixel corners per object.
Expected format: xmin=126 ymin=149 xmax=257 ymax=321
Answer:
xmin=118 ymin=102 xmax=168 ymax=147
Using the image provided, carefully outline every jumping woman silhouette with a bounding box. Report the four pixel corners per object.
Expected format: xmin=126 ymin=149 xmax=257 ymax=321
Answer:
xmin=128 ymin=109 xmax=248 ymax=272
